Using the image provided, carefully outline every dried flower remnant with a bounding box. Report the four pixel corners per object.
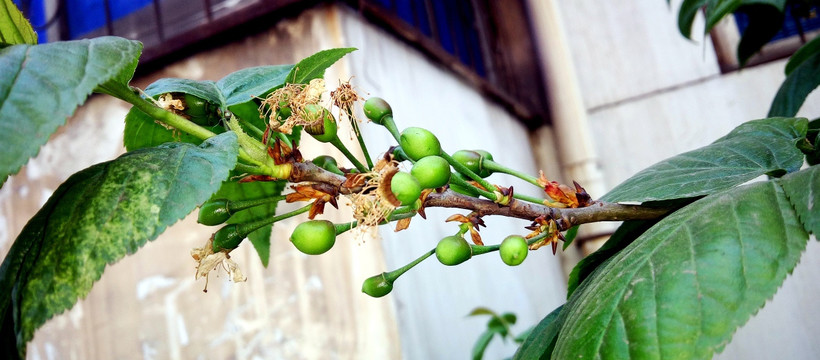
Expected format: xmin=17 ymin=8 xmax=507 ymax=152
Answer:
xmin=191 ymin=239 xmax=247 ymax=292
xmin=348 ymin=155 xmax=401 ymax=234
xmin=260 ymin=79 xmax=327 ymax=134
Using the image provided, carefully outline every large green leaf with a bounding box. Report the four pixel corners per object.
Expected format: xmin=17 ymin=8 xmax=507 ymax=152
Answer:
xmin=768 ymin=48 xmax=820 ymax=117
xmin=285 ymin=47 xmax=356 ymax=84
xmin=513 ymin=304 xmax=565 ymax=359
xmin=703 ymin=0 xmax=742 ymax=33
xmin=0 ymin=132 xmax=238 ymax=358
xmin=144 ymin=78 xmax=226 ymax=109
xmin=676 ymin=0 xmax=784 ymax=39
xmin=553 ymin=179 xmax=809 ymax=359
xmin=602 ymin=117 xmax=807 ymax=203
xmin=0 ymin=0 xmax=36 ymax=45
xmin=218 ymin=65 xmax=293 ymax=107
xmin=780 ymin=165 xmax=819 ymax=236
xmin=209 ymin=180 xmax=286 ymax=267
xmin=0 ymin=37 xmax=142 ymax=186
xmin=566 ymin=220 xmax=658 ymax=298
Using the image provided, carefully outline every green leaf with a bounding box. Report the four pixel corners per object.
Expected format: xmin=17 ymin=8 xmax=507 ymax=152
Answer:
xmin=513 ymin=304 xmax=565 ymax=360
xmin=0 ymin=132 xmax=238 ymax=358
xmin=785 ymin=36 xmax=820 ymax=76
xmin=472 ymin=330 xmax=496 ymax=360
xmin=285 ymin=47 xmax=356 ymax=84
xmin=218 ymin=65 xmax=293 ymax=107
xmin=144 ymin=78 xmax=226 ymax=109
xmin=735 ymin=3 xmax=785 ymax=66
xmin=779 ymin=165 xmax=820 ymax=236
xmin=0 ymin=0 xmax=36 ymax=45
xmin=209 ymin=180 xmax=286 ymax=267
xmin=0 ymin=37 xmax=142 ymax=186
xmin=768 ymin=49 xmax=820 ymax=117
xmin=566 ymin=220 xmax=659 ymax=298
xmin=553 ymin=179 xmax=809 ymax=359
xmin=703 ymin=0 xmax=743 ymax=34
xmin=678 ymin=0 xmax=707 ymax=39
xmin=602 ymin=117 xmax=807 ymax=203
xmin=469 ymin=307 xmax=498 ymax=317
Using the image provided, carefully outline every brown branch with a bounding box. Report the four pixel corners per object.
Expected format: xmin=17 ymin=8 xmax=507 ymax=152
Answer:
xmin=289 ymin=161 xmax=672 ymax=228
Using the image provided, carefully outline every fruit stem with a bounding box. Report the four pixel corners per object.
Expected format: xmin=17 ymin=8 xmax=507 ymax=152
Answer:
xmin=334 ymin=210 xmax=416 ymax=234
xmin=469 ymin=231 xmax=550 ymax=256
xmin=381 ymin=115 xmax=402 ymax=143
xmin=229 ymin=195 xmax=288 ymax=213
xmin=513 ymin=193 xmax=547 ymax=205
xmin=447 ymin=168 xmax=497 ymax=199
xmin=330 ymin=137 xmax=369 ymax=173
xmin=383 ymin=248 xmax=435 ymax=283
xmin=483 ymin=160 xmax=541 ymax=187
xmin=236 ymin=203 xmax=312 ymax=236
xmin=440 ymin=151 xmax=499 ymax=201
xmin=347 ymin=108 xmax=374 ymax=169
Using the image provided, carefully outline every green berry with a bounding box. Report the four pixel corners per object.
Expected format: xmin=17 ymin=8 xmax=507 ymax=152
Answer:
xmin=435 ymin=235 xmax=473 ymax=266
xmin=303 ymin=104 xmax=338 ymax=143
xmin=399 ymin=127 xmax=441 ymax=160
xmin=452 ymin=149 xmax=493 ymax=178
xmin=181 ymin=93 xmax=220 ymax=126
xmin=198 ymin=199 xmax=231 ymax=226
xmin=363 ymin=97 xmax=393 ymax=125
xmin=390 ymin=171 xmax=422 ymax=206
xmin=361 ymin=273 xmax=393 ymax=297
xmin=290 ymin=220 xmax=337 ymax=255
xmin=212 ymin=224 xmax=244 ymax=252
xmin=500 ymin=235 xmax=528 ymax=266
xmin=411 ymin=156 xmax=451 ymax=189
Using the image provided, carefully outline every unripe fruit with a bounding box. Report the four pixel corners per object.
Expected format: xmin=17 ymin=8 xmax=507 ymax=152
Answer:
xmin=290 ymin=220 xmax=337 ymax=255
xmin=363 ymin=97 xmax=393 ymax=125
xmin=452 ymin=149 xmax=493 ymax=178
xmin=499 ymin=235 xmax=528 ymax=266
xmin=303 ymin=104 xmax=337 ymax=143
xmin=198 ymin=199 xmax=231 ymax=226
xmin=212 ymin=224 xmax=243 ymax=252
xmin=399 ymin=127 xmax=441 ymax=160
xmin=435 ymin=235 xmax=472 ymax=266
xmin=390 ymin=171 xmax=422 ymax=206
xmin=181 ymin=93 xmax=220 ymax=126
xmin=411 ymin=155 xmax=451 ymax=189
xmin=361 ymin=273 xmax=393 ymax=297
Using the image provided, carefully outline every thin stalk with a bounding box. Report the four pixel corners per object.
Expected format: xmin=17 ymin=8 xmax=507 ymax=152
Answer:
xmin=347 ymin=108 xmax=374 ymax=169
xmin=330 ymin=137 xmax=369 ymax=173
xmin=483 ymin=160 xmax=541 ymax=187
xmin=228 ymin=195 xmax=287 ymax=212
xmin=381 ymin=115 xmax=402 ymax=143
xmin=383 ymin=248 xmax=435 ymax=282
xmin=447 ymin=168 xmax=497 ymax=199
xmin=335 ymin=211 xmax=417 ymax=235
xmin=513 ymin=193 xmax=547 ymax=205
xmin=441 ymin=151 xmax=499 ymax=201
xmin=236 ymin=203 xmax=312 ymax=235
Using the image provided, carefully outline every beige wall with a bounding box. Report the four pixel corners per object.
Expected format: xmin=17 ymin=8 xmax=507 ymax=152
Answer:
xmin=1 ymin=4 xmax=569 ymax=360
xmin=554 ymin=0 xmax=820 ymax=359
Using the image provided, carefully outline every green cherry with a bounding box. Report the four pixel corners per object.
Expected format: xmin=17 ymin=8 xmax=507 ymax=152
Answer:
xmin=399 ymin=127 xmax=441 ymax=160
xmin=391 ymin=172 xmax=422 ymax=206
xmin=435 ymin=235 xmax=473 ymax=266
xmin=290 ymin=220 xmax=337 ymax=255
xmin=411 ymin=155 xmax=451 ymax=189
xmin=361 ymin=273 xmax=394 ymax=297
xmin=499 ymin=235 xmax=528 ymax=266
